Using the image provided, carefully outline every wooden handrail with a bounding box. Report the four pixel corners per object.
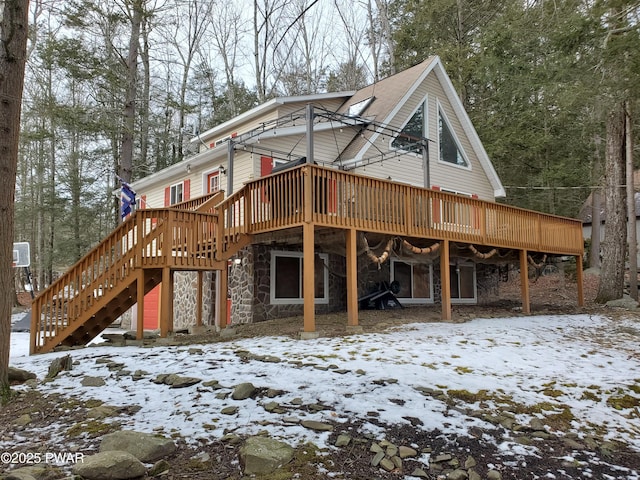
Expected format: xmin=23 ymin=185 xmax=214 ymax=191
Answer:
xmin=239 ymin=164 xmax=583 ymax=256
xmin=31 ymin=208 xmax=224 ymax=354
xmin=31 ymin=163 xmax=583 ymax=354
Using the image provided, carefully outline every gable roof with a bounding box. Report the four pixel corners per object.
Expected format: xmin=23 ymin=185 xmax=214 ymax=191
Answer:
xmin=337 ymin=56 xmax=505 ymax=198
xmin=136 ymin=58 xmax=505 ymax=198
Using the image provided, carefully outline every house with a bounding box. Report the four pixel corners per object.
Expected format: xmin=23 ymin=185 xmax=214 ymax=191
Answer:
xmin=30 ymin=57 xmax=585 ymax=354
xmin=580 ymin=171 xmax=640 ymax=266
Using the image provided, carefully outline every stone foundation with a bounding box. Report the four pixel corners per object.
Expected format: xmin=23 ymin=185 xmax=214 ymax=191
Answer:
xmin=172 ymin=271 xmax=214 ymax=329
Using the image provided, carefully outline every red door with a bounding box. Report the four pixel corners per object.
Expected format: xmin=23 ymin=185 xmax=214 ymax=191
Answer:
xmin=142 ymin=284 xmax=160 ymax=330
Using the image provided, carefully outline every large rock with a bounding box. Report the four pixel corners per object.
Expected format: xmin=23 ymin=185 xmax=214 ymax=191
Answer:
xmin=72 ymin=451 xmax=146 ymax=480
xmin=239 ymin=436 xmax=294 ymax=475
xmin=232 ymin=382 xmax=257 ymax=400
xmin=606 ymin=297 xmax=639 ymax=309
xmin=8 ymin=366 xmax=36 ymax=384
xmin=100 ymin=431 xmax=176 ymax=463
xmin=46 ymin=354 xmax=72 ymax=379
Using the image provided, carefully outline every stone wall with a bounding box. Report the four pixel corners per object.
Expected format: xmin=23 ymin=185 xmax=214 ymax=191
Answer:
xmin=229 ymin=247 xmax=254 ymax=324
xmin=245 ymin=244 xmax=347 ymax=323
xmin=172 ymin=271 xmax=214 ymax=329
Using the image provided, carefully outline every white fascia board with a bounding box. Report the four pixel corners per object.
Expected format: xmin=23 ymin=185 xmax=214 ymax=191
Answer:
xmin=131 ymin=144 xmax=227 ymax=191
xmin=190 ymin=91 xmax=356 ymax=146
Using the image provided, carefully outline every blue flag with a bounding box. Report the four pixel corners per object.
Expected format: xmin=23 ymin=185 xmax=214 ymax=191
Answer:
xmin=120 ymin=181 xmax=136 ymax=219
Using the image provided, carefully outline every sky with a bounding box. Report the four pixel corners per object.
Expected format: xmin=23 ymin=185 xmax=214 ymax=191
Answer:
xmin=7 ymin=312 xmax=640 ymax=478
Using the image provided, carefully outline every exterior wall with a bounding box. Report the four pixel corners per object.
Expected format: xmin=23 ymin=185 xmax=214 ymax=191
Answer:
xmin=237 ymin=243 xmax=347 ymax=323
xmin=352 ymin=73 xmax=495 ymax=201
xmin=172 ymin=271 xmax=214 ymax=329
xmin=229 ymin=247 xmax=255 ymax=324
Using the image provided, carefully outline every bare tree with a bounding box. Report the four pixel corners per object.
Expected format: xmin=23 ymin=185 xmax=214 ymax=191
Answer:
xmin=0 ymin=0 xmax=30 ymax=400
xmin=120 ymin=0 xmax=144 ymax=184
xmin=158 ymin=0 xmax=212 ymax=162
xmin=209 ymin=1 xmax=245 ymax=115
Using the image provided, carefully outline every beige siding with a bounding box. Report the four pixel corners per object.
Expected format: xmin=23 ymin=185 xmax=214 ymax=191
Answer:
xmin=353 ymin=72 xmax=495 ymax=201
xmin=426 ymin=74 xmax=494 ymax=200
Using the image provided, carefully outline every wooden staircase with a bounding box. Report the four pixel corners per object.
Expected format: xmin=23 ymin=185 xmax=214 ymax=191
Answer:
xmin=30 ymin=190 xmax=249 ymax=354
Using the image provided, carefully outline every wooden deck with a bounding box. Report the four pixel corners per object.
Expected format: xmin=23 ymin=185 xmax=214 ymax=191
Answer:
xmin=31 ymin=164 xmax=584 ymax=354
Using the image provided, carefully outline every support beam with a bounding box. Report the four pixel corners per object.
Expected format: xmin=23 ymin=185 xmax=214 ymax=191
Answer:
xmin=576 ymin=254 xmax=584 ymax=307
xmin=218 ymin=265 xmax=228 ymax=329
xmin=306 ymin=103 xmax=314 ymax=164
xmin=136 ymin=269 xmax=145 ymax=340
xmin=303 ymin=222 xmax=316 ymax=333
xmin=519 ymin=250 xmax=531 ymax=314
xmin=440 ymin=240 xmax=452 ymax=321
xmin=346 ymin=228 xmax=359 ymax=327
xmin=160 ymin=268 xmax=174 ymax=337
xmin=196 ymin=270 xmax=203 ymax=327
xmin=227 ymin=139 xmax=234 ymax=196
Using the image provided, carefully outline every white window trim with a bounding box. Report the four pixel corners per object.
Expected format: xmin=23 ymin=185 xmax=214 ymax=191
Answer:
xmin=436 ymin=100 xmax=471 ymax=170
xmin=389 ymin=96 xmax=429 ymax=156
xmin=170 ymin=181 xmax=184 ymax=205
xmin=270 ymin=251 xmax=329 ymax=305
xmin=202 ymin=167 xmax=224 ymax=194
xmin=390 ymin=259 xmax=434 ymax=304
xmin=450 ymin=263 xmax=477 ymax=304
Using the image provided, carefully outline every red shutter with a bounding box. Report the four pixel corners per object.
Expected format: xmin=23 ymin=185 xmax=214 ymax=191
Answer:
xmin=141 ymin=195 xmax=147 ymax=209
xmin=261 ymin=156 xmax=273 ymax=176
xmin=164 ymin=187 xmax=170 ymax=206
xmin=260 ymin=156 xmax=273 ymax=203
xmin=183 ymin=179 xmax=191 ymax=200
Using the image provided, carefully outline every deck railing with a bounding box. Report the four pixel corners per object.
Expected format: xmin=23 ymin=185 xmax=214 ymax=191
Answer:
xmin=32 ymin=163 xmax=583 ymax=353
xmin=31 ymin=208 xmax=223 ymax=353
xmin=238 ymin=164 xmax=583 ymax=255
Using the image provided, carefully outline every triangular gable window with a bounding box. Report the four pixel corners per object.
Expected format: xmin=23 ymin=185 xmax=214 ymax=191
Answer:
xmin=392 ymin=101 xmax=425 ymax=154
xmin=439 ymin=108 xmax=468 ymax=167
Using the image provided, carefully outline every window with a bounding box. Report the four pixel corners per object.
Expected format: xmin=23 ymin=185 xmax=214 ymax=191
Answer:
xmin=390 ymin=260 xmax=433 ymax=303
xmin=170 ymin=183 xmax=183 ymax=205
xmin=207 ymin=171 xmax=220 ymax=193
xmin=270 ymin=251 xmax=329 ymax=304
xmin=392 ymin=101 xmax=426 ymax=154
xmin=450 ymin=264 xmax=476 ymax=303
xmin=438 ymin=107 xmax=469 ymax=167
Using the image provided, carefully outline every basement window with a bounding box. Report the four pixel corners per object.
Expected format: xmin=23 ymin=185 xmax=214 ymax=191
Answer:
xmin=270 ymin=251 xmax=329 ymax=305
xmin=450 ymin=263 xmax=476 ymax=304
xmin=390 ymin=260 xmax=433 ymax=304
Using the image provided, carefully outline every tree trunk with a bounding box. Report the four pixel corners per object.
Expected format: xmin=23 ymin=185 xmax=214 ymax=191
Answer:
xmin=0 ymin=0 xmax=30 ymax=400
xmin=625 ymin=102 xmax=637 ymax=300
xmin=120 ymin=0 xmax=143 ymax=185
xmin=590 ymin=189 xmax=601 ymax=268
xmin=596 ymin=103 xmax=627 ymax=303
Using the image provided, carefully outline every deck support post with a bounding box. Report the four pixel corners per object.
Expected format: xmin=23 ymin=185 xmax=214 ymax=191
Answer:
xmin=196 ymin=270 xmax=203 ymax=327
xmin=160 ymin=267 xmax=174 ymax=337
xmin=440 ymin=240 xmax=452 ymax=321
xmin=218 ymin=265 xmax=228 ymax=329
xmin=346 ymin=228 xmax=359 ymax=327
xmin=136 ymin=269 xmax=145 ymax=340
xmin=302 ymin=222 xmax=316 ymax=335
xmin=576 ymin=254 xmax=584 ymax=307
xmin=519 ymin=249 xmax=531 ymax=314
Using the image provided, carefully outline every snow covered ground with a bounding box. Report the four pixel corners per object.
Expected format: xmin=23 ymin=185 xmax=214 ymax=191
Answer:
xmin=7 ymin=313 xmax=640 ymax=477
